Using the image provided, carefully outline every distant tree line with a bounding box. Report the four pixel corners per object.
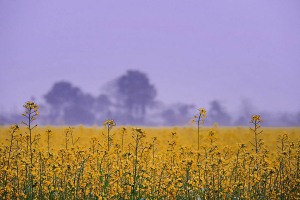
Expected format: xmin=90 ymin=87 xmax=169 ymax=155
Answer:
xmin=1 ymin=70 xmax=299 ymax=126
xmin=43 ymin=70 xmax=157 ymax=125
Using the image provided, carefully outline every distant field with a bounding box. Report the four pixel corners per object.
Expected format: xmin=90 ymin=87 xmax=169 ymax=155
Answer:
xmin=0 ymin=125 xmax=299 ymax=151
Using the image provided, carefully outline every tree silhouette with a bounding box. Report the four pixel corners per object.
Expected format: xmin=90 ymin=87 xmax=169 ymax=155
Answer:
xmin=64 ymin=104 xmax=95 ymax=125
xmin=208 ymin=100 xmax=231 ymax=125
xmin=44 ymin=81 xmax=81 ymax=106
xmin=94 ymin=94 xmax=112 ymax=122
xmin=161 ymin=103 xmax=194 ymax=126
xmin=114 ymin=70 xmax=157 ymax=124
xmin=44 ymin=81 xmax=95 ymax=124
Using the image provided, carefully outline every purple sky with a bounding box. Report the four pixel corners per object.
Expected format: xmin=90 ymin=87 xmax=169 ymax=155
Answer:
xmin=1 ymin=0 xmax=300 ymax=115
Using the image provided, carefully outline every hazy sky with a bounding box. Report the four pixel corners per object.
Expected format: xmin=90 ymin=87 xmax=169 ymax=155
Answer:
xmin=1 ymin=0 xmax=300 ymax=115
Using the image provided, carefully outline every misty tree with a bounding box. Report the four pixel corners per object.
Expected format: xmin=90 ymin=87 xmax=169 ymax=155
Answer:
xmin=44 ymin=81 xmax=95 ymax=125
xmin=94 ymin=94 xmax=112 ymax=122
xmin=161 ymin=103 xmax=195 ymax=126
xmin=65 ymin=93 xmax=95 ymax=125
xmin=208 ymin=100 xmax=231 ymax=125
xmin=95 ymin=94 xmax=111 ymax=111
xmin=113 ymin=70 xmax=157 ymax=124
xmin=64 ymin=104 xmax=95 ymax=125
xmin=44 ymin=81 xmax=79 ymax=123
xmin=45 ymin=81 xmax=81 ymax=105
xmin=234 ymin=99 xmax=254 ymax=126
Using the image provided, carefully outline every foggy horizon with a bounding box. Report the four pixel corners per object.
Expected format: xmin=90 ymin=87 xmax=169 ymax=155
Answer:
xmin=1 ymin=0 xmax=300 ymax=118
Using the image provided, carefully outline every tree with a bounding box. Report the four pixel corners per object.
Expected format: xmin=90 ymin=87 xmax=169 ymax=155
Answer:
xmin=44 ymin=81 xmax=82 ymax=106
xmin=44 ymin=81 xmax=95 ymax=124
xmin=234 ymin=99 xmax=254 ymax=126
xmin=208 ymin=100 xmax=231 ymax=125
xmin=95 ymin=94 xmax=111 ymax=111
xmin=94 ymin=94 xmax=112 ymax=122
xmin=64 ymin=105 xmax=95 ymax=125
xmin=161 ymin=103 xmax=194 ymax=126
xmin=113 ymin=70 xmax=157 ymax=124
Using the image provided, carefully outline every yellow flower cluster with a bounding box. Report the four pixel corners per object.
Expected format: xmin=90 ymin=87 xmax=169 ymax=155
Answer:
xmin=0 ymin=103 xmax=299 ymax=199
xmin=251 ymin=114 xmax=262 ymax=123
xmin=0 ymin=124 xmax=299 ymax=199
xmin=199 ymin=108 xmax=207 ymax=118
xmin=23 ymin=101 xmax=39 ymax=114
xmin=103 ymin=119 xmax=116 ymax=127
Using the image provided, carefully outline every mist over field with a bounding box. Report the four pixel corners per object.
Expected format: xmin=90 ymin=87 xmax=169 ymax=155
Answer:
xmin=1 ymin=0 xmax=300 ymax=126
xmin=1 ymin=69 xmax=299 ymax=126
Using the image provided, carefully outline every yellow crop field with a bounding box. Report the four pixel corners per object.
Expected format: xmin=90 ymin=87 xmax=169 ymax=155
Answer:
xmin=0 ymin=102 xmax=299 ymax=199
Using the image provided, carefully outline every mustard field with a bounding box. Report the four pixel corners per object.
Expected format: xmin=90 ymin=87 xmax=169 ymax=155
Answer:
xmin=0 ymin=102 xmax=299 ymax=199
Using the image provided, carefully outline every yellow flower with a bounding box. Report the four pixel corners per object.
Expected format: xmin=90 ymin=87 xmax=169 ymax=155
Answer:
xmin=9 ymin=124 xmax=19 ymax=133
xmin=198 ymin=108 xmax=207 ymax=123
xmin=251 ymin=115 xmax=262 ymax=123
xmin=103 ymin=119 xmax=116 ymax=127
xmin=198 ymin=108 xmax=206 ymax=117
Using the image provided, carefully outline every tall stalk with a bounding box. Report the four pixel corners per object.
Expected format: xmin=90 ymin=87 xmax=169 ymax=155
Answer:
xmin=250 ymin=115 xmax=263 ymax=154
xmin=103 ymin=119 xmax=116 ymax=151
xmin=21 ymin=101 xmax=39 ymax=199
xmin=197 ymin=108 xmax=206 ymax=155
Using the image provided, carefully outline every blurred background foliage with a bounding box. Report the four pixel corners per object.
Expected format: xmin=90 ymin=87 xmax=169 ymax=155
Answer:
xmin=1 ymin=70 xmax=299 ymax=126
